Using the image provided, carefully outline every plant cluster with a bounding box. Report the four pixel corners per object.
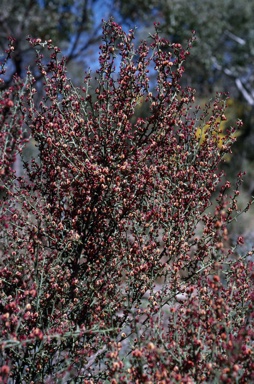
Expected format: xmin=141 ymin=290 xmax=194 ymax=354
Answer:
xmin=0 ymin=20 xmax=253 ymax=383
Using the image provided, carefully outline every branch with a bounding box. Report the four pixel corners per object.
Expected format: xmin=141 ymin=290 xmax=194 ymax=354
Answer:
xmin=212 ymin=57 xmax=254 ymax=106
xmin=235 ymin=78 xmax=254 ymax=106
xmin=225 ymin=30 xmax=246 ymax=46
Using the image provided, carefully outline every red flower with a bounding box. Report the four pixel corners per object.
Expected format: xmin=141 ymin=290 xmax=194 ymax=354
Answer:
xmin=237 ymin=236 xmax=244 ymax=245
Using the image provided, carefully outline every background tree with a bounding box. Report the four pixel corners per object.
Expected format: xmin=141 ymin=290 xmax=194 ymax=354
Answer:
xmin=2 ymin=0 xmax=254 ymax=97
xmin=0 ymin=0 xmax=103 ymax=86
xmin=119 ymin=0 xmax=254 ymax=98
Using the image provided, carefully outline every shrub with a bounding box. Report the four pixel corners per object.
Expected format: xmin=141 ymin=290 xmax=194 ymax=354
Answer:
xmin=0 ymin=20 xmax=253 ymax=383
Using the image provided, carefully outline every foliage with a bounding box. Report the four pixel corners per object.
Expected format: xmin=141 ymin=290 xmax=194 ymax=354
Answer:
xmin=0 ymin=20 xmax=253 ymax=383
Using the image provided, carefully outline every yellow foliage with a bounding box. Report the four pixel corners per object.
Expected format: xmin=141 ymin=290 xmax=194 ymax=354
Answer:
xmin=195 ymin=114 xmax=241 ymax=162
xmin=196 ymin=119 xmax=227 ymax=149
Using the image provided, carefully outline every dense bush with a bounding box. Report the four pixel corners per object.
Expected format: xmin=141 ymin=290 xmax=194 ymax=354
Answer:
xmin=0 ymin=20 xmax=253 ymax=383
